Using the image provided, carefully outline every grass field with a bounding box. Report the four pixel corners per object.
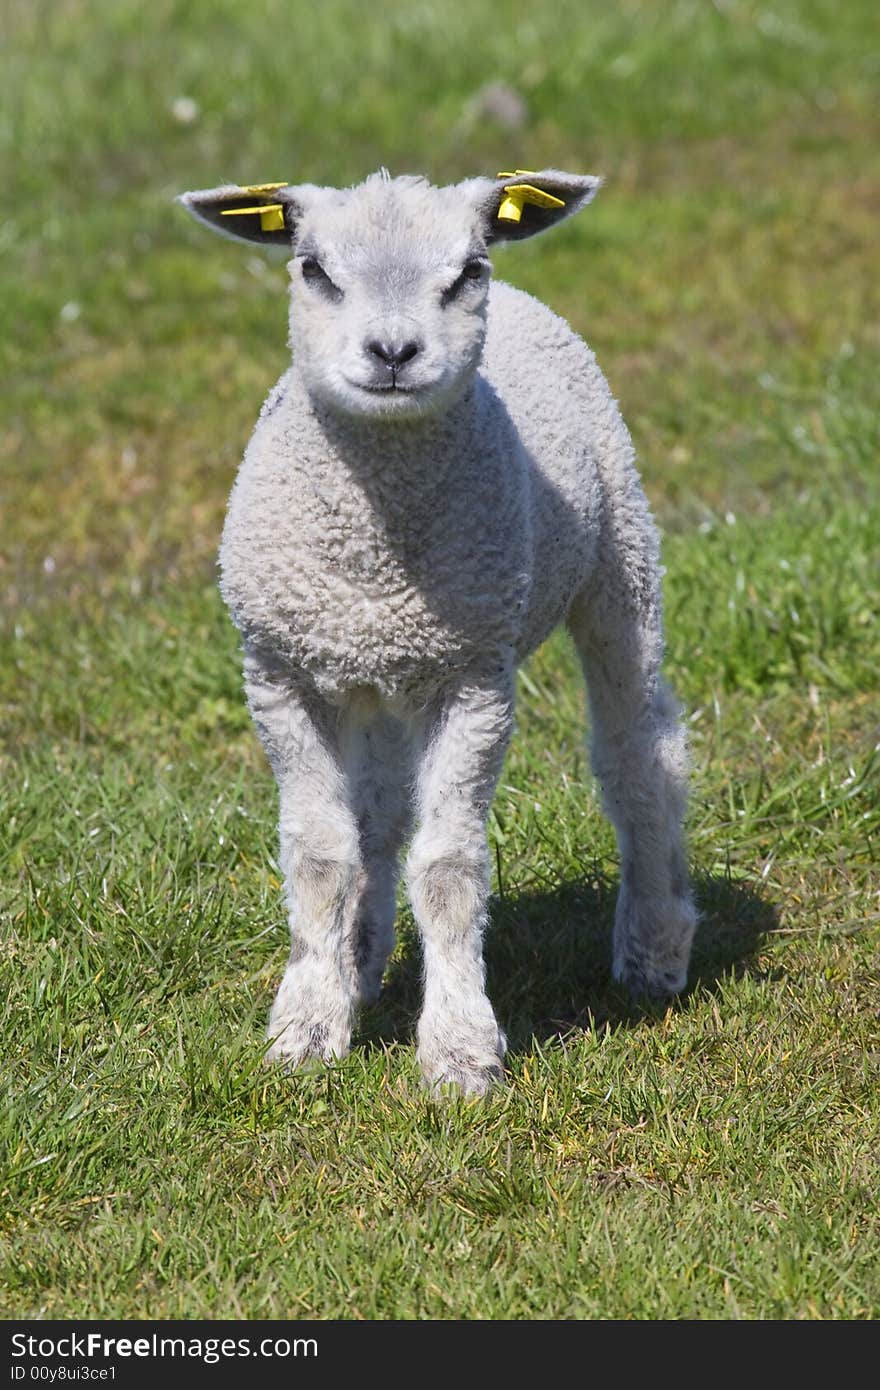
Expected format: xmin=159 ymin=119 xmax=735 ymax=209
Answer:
xmin=1 ymin=0 xmax=878 ymax=1318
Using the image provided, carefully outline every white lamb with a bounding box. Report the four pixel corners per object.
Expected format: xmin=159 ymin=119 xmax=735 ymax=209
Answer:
xmin=180 ymin=167 xmax=697 ymax=1095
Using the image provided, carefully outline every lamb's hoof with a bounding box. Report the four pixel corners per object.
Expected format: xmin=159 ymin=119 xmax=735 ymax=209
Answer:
xmin=265 ymin=1015 xmax=351 ymax=1072
xmin=417 ymin=1022 xmax=507 ymax=1098
xmin=613 ymin=956 xmax=687 ymax=1002
xmin=612 ymin=890 xmax=696 ymax=1002
xmin=265 ymin=964 xmax=354 ymax=1072
xmin=354 ymin=924 xmax=392 ymax=1007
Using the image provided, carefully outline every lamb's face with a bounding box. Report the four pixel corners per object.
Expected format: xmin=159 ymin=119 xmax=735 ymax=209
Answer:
xmin=287 ymin=175 xmax=492 ymax=419
xmin=180 ymin=167 xmax=602 ymax=420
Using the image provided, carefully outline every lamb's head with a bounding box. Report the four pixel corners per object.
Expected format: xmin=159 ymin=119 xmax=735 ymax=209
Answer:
xmin=179 ymin=168 xmax=600 ymax=419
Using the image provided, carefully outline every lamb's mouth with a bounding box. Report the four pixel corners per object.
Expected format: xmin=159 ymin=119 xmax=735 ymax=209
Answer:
xmin=343 ymin=376 xmax=450 ymax=410
xmin=353 ymin=380 xmax=420 ymax=395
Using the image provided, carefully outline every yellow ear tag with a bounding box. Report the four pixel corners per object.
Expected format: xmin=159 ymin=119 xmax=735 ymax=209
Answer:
xmin=221 ymin=203 xmax=286 ymax=231
xmin=496 ymin=182 xmax=566 ymax=224
xmin=497 ymin=172 xmax=538 ymax=223
xmin=258 ymin=205 xmax=285 ymax=231
xmin=497 ymin=192 xmax=526 ymax=223
xmin=240 ymin=182 xmax=288 ymax=195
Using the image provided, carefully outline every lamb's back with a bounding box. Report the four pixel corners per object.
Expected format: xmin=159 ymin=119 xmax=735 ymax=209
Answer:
xmin=482 ymin=280 xmax=635 ymax=651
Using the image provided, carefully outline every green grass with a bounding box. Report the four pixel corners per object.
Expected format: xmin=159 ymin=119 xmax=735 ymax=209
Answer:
xmin=1 ymin=0 xmax=878 ymax=1319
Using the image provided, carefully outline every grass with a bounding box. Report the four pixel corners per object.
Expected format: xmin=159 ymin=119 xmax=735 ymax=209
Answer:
xmin=1 ymin=0 xmax=878 ymax=1319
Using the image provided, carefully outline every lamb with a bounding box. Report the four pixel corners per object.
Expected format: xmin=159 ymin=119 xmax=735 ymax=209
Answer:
xmin=179 ymin=167 xmax=697 ymax=1096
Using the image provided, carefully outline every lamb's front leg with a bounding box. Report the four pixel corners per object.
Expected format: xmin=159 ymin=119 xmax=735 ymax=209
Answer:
xmin=406 ymin=666 xmax=515 ymax=1096
xmin=245 ymin=661 xmax=361 ymax=1068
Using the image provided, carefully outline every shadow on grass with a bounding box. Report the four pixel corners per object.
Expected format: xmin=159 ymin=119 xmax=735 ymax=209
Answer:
xmin=358 ymin=870 xmax=779 ymax=1055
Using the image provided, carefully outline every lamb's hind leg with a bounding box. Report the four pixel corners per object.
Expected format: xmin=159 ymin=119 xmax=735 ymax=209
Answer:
xmin=346 ymin=710 xmax=415 ymax=1005
xmin=568 ymin=581 xmax=697 ymax=999
xmin=245 ymin=658 xmax=361 ymax=1067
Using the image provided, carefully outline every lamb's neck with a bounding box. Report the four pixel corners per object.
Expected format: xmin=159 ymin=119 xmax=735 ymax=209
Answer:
xmin=302 ymin=376 xmax=489 ymax=497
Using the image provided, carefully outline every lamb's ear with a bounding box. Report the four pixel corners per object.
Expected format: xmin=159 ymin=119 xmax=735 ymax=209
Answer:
xmin=462 ymin=169 xmax=601 ymax=245
xmin=177 ymin=182 xmax=304 ymax=247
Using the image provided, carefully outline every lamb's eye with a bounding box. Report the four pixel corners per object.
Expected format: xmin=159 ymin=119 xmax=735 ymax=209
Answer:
xmin=299 ymin=255 xmax=342 ymax=300
xmin=442 ymin=258 xmax=489 ymax=303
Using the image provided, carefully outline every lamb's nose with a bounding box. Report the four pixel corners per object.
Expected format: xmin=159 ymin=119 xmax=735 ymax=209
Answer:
xmin=367 ymin=339 xmax=421 ymax=369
